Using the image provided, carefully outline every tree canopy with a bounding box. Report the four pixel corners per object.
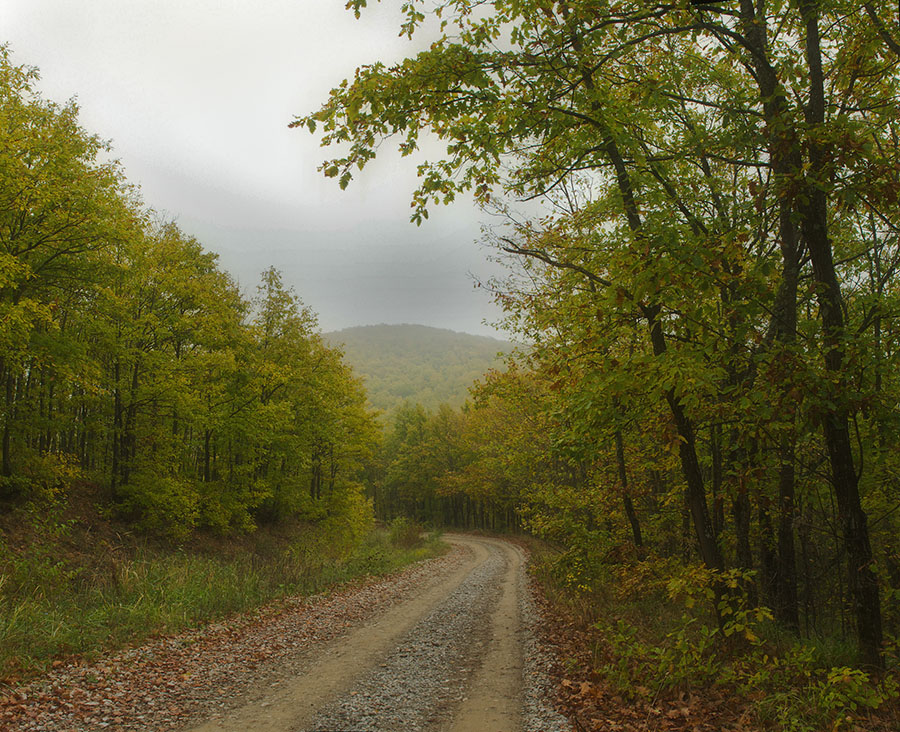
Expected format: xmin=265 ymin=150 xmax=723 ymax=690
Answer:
xmin=0 ymin=47 xmax=379 ymax=542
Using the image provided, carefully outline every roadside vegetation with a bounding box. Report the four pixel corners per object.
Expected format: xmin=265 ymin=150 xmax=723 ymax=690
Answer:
xmin=0 ymin=46 xmax=443 ymax=686
xmin=527 ymin=539 xmax=898 ymax=732
xmin=0 ymin=497 xmax=441 ymax=684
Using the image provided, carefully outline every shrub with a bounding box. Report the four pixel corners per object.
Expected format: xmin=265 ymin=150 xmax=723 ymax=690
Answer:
xmin=388 ymin=516 xmax=423 ymax=547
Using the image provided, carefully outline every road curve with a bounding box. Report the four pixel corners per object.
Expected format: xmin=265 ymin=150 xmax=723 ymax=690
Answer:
xmin=187 ymin=534 xmax=529 ymax=732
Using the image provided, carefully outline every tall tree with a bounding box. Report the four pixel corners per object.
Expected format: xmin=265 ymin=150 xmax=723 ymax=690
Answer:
xmin=0 ymin=47 xmax=133 ymax=496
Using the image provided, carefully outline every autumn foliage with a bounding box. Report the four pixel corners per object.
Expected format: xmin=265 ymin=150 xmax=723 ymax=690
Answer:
xmin=0 ymin=47 xmax=378 ymax=538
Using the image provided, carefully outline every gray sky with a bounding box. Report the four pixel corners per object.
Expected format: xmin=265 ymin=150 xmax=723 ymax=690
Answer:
xmin=1 ymin=0 xmax=507 ymax=337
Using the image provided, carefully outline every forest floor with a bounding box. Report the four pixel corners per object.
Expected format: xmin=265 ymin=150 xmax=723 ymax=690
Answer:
xmin=529 ymin=557 xmax=900 ymax=732
xmin=535 ymin=589 xmax=752 ymax=732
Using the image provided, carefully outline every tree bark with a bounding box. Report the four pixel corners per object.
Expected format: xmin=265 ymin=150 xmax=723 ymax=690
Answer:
xmin=615 ymin=429 xmax=643 ymax=548
xmin=799 ymin=0 xmax=882 ymax=667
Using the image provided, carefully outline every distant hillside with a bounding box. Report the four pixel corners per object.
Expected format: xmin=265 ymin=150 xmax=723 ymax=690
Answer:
xmin=325 ymin=324 xmax=511 ymax=414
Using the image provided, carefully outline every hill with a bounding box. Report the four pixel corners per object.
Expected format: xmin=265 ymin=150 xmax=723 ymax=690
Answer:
xmin=325 ymin=324 xmax=511 ymax=414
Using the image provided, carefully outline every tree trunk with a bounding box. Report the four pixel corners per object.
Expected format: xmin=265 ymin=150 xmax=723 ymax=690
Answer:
xmin=800 ymin=0 xmax=882 ymax=667
xmin=111 ymin=359 xmax=122 ymax=496
xmin=203 ymin=429 xmax=212 ymax=483
xmin=559 ymin=20 xmax=723 ymax=575
xmin=614 ymin=429 xmax=643 ymax=548
xmin=2 ymin=367 xmax=13 ymax=480
xmin=768 ymin=219 xmax=802 ymax=634
xmin=758 ymin=495 xmax=778 ymax=610
xmin=775 ymin=454 xmax=800 ymax=632
xmin=736 ymin=0 xmax=812 ymax=644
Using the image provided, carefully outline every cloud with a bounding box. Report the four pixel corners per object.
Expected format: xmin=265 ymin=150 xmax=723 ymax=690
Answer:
xmin=4 ymin=0 xmax=507 ymax=337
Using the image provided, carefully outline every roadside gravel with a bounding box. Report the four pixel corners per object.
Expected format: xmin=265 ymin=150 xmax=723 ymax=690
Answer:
xmin=519 ymin=566 xmax=571 ymax=732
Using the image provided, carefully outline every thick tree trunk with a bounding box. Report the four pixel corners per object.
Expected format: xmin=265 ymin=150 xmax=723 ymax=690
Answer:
xmin=799 ymin=0 xmax=882 ymax=667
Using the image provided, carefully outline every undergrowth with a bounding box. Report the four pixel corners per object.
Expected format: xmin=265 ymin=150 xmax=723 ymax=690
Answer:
xmin=527 ymin=540 xmax=900 ymax=732
xmin=0 ymin=506 xmax=444 ymax=684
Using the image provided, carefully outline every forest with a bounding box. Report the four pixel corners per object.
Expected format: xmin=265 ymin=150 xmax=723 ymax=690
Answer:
xmin=326 ymin=323 xmax=510 ymax=412
xmin=0 ymin=47 xmax=380 ymax=539
xmin=3 ymin=0 xmax=900 ymax=729
xmin=0 ymin=45 xmax=424 ymax=683
xmin=298 ymin=0 xmax=900 ymax=727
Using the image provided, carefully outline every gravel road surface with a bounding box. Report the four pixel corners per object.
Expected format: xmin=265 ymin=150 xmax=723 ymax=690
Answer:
xmin=0 ymin=534 xmax=570 ymax=732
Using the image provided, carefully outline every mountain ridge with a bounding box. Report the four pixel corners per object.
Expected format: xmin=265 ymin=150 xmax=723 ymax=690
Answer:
xmin=324 ymin=324 xmax=512 ymax=414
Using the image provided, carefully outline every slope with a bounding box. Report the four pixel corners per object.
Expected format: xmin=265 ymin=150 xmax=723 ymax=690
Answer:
xmin=325 ymin=324 xmax=511 ymax=413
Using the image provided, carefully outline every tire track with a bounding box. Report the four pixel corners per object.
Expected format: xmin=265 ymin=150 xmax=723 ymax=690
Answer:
xmin=304 ymin=538 xmax=507 ymax=731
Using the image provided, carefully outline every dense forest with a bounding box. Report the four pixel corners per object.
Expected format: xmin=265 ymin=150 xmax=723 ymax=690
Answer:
xmin=0 ymin=47 xmax=377 ymax=540
xmin=325 ymin=324 xmax=510 ymax=412
xmin=300 ymin=0 xmax=900 ymax=726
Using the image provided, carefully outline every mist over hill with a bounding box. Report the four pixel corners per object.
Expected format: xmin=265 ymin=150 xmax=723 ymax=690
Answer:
xmin=325 ymin=324 xmax=512 ymax=414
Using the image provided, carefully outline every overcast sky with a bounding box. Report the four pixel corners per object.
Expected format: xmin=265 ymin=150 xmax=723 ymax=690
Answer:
xmin=1 ymin=0 xmax=507 ymax=337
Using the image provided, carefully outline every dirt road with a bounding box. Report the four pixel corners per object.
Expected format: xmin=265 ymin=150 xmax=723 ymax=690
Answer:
xmin=190 ymin=534 xmax=537 ymax=731
xmin=1 ymin=535 xmax=568 ymax=732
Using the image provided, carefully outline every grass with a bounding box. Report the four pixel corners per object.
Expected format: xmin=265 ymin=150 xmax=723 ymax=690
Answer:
xmin=0 ymin=507 xmax=445 ymax=684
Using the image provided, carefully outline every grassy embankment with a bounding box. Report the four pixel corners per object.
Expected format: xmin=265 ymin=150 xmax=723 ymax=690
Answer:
xmin=0 ymin=502 xmax=442 ymax=685
xmin=526 ymin=540 xmax=899 ymax=732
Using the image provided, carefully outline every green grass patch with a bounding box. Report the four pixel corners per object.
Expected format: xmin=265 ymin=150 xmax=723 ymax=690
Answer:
xmin=0 ymin=510 xmax=446 ymax=684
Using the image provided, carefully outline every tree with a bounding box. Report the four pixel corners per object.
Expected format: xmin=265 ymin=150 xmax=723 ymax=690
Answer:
xmin=0 ymin=46 xmax=134 ymax=497
xmin=0 ymin=47 xmax=384 ymax=550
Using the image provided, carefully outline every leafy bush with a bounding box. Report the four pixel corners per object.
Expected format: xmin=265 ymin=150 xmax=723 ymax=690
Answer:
xmin=387 ymin=516 xmax=423 ymax=548
xmin=116 ymin=471 xmax=200 ymax=539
